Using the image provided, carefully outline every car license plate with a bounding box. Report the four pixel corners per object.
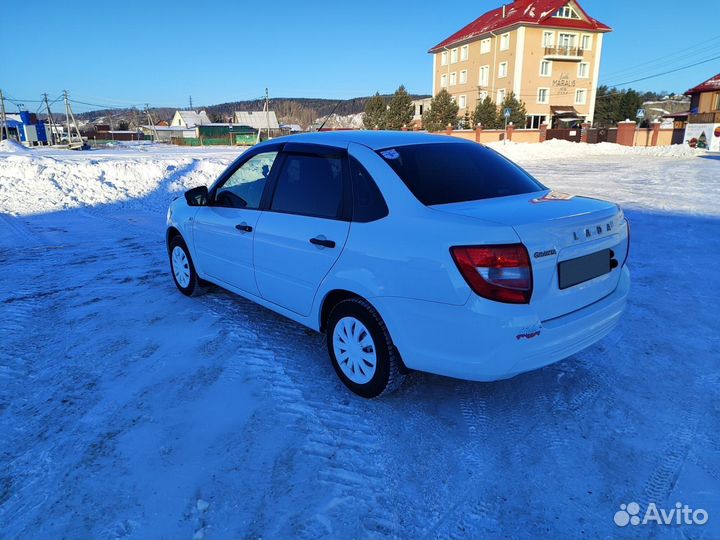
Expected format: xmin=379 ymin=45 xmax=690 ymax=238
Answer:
xmin=558 ymin=249 xmax=612 ymax=290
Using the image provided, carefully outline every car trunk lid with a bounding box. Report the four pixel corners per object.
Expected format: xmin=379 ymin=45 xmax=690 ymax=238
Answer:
xmin=433 ymin=191 xmax=628 ymax=320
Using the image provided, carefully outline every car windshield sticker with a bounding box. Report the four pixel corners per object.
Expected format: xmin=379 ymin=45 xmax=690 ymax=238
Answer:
xmin=380 ymin=149 xmax=400 ymax=160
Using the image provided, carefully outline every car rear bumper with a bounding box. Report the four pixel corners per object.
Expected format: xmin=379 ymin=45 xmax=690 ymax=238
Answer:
xmin=372 ymin=266 xmax=629 ymax=381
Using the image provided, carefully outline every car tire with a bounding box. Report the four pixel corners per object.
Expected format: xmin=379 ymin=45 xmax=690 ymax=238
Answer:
xmin=168 ymin=235 xmax=206 ymax=297
xmin=326 ymin=297 xmax=404 ymax=398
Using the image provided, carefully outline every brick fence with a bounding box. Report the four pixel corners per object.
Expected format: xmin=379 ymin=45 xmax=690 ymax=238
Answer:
xmin=437 ymin=120 xmax=674 ymax=147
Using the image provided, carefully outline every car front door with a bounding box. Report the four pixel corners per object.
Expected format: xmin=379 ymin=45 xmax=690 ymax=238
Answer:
xmin=192 ymin=147 xmax=280 ymax=295
xmin=253 ymin=143 xmax=351 ymax=316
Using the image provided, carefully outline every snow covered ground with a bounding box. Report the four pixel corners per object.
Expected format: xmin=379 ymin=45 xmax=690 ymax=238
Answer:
xmin=0 ymin=140 xmax=718 ymax=539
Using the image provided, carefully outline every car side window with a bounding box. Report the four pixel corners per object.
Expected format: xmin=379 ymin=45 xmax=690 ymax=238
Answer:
xmin=270 ymin=153 xmax=344 ymax=219
xmin=349 ymin=156 xmax=388 ymax=222
xmin=214 ymin=151 xmax=278 ymax=209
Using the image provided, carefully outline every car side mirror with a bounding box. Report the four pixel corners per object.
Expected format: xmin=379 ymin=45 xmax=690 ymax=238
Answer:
xmin=185 ymin=186 xmax=208 ymax=206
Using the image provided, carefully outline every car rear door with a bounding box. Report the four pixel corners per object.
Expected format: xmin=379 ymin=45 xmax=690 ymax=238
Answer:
xmin=253 ymin=143 xmax=351 ymax=316
xmin=192 ymin=146 xmax=281 ymax=295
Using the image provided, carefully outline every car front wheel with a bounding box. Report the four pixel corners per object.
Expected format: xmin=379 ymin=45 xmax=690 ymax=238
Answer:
xmin=169 ymin=236 xmax=206 ymax=297
xmin=326 ymin=298 xmax=404 ymax=398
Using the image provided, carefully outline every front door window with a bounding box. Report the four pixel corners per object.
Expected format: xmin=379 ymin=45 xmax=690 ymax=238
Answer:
xmin=214 ymin=151 xmax=278 ymax=209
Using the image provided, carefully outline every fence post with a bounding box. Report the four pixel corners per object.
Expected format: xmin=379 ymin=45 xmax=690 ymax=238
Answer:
xmin=616 ymin=120 xmax=636 ymax=146
xmin=650 ymin=120 xmax=661 ymax=146
xmin=506 ymin=122 xmax=514 ymax=141
xmin=539 ymin=122 xmax=548 ymax=142
xmin=475 ymin=124 xmax=483 ymax=143
xmin=445 ymin=123 xmax=453 ymax=136
xmin=580 ymin=122 xmax=591 ymax=143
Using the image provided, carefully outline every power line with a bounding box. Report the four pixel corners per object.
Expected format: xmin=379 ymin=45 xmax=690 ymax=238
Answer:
xmin=602 ymin=53 xmax=720 ymax=88
xmin=600 ymin=34 xmax=720 ymax=81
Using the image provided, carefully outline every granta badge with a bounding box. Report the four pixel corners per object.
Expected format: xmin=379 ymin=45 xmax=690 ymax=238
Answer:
xmin=533 ymin=249 xmax=557 ymax=258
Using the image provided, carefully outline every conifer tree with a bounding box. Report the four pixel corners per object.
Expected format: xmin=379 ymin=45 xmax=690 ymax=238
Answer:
xmin=363 ymin=92 xmax=387 ymax=130
xmin=422 ymin=89 xmax=459 ymax=132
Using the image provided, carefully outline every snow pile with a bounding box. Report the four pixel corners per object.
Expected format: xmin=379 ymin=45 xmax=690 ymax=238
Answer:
xmin=0 ymin=139 xmax=31 ymax=154
xmin=488 ymin=139 xmax=702 ymax=162
xmin=0 ymin=152 xmax=236 ymax=216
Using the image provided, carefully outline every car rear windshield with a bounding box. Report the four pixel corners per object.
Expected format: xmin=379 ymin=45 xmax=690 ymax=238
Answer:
xmin=377 ymin=143 xmax=544 ymax=206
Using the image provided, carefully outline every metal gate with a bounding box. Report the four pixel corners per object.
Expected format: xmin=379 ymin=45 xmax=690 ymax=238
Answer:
xmin=546 ymin=128 xmax=582 ymax=142
xmin=672 ymin=128 xmax=685 ymax=145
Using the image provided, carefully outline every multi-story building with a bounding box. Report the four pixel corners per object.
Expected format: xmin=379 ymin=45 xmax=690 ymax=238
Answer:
xmin=429 ymin=0 xmax=610 ymax=127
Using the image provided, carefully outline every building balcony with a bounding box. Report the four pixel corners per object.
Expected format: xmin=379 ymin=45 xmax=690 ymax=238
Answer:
xmin=543 ymin=46 xmax=584 ymax=61
xmin=688 ymin=111 xmax=720 ymax=123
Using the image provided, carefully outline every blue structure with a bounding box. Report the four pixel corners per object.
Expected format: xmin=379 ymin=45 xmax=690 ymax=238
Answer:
xmin=3 ymin=111 xmax=49 ymax=144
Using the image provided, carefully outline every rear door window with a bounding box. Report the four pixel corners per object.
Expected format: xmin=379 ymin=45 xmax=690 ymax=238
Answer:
xmin=349 ymin=156 xmax=388 ymax=222
xmin=377 ymin=143 xmax=544 ymax=206
xmin=270 ymin=153 xmax=345 ymax=219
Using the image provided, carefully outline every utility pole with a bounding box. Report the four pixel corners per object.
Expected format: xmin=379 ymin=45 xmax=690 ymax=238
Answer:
xmin=43 ymin=93 xmax=59 ymax=145
xmin=265 ymin=87 xmax=271 ymax=141
xmin=62 ymin=90 xmax=82 ymax=149
xmin=189 ymin=95 xmax=193 ymax=111
xmin=145 ymin=103 xmax=159 ymax=143
xmin=0 ymin=89 xmax=8 ymax=142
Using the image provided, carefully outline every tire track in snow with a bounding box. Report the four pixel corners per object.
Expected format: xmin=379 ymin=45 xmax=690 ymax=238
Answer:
xmin=201 ymin=293 xmax=400 ymax=538
xmin=640 ymin=377 xmax=702 ymax=512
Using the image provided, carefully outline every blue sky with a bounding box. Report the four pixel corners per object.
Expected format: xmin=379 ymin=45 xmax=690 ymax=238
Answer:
xmin=3 ymin=0 xmax=719 ymax=112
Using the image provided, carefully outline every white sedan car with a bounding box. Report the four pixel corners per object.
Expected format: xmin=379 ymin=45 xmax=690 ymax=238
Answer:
xmin=166 ymin=132 xmax=629 ymax=398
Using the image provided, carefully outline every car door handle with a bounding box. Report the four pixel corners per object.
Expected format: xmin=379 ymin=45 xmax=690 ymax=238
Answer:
xmin=235 ymin=223 xmax=253 ymax=233
xmin=309 ymin=237 xmax=336 ymax=248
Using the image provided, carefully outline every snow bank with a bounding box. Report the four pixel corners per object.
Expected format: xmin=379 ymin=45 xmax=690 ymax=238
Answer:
xmin=0 ymin=139 xmax=31 ymax=154
xmin=0 ymin=152 xmax=237 ymax=216
xmin=487 ymin=139 xmax=702 ymax=162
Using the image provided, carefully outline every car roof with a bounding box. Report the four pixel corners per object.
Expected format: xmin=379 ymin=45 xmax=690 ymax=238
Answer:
xmin=260 ymin=130 xmax=466 ymax=151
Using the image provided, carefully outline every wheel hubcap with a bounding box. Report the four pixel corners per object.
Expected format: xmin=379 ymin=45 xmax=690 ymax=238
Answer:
xmin=171 ymin=246 xmax=191 ymax=288
xmin=332 ymin=316 xmax=377 ymax=384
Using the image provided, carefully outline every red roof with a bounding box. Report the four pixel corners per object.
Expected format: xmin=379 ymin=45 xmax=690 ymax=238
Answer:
xmin=429 ymin=0 xmax=611 ymax=52
xmin=685 ymin=73 xmax=720 ymax=95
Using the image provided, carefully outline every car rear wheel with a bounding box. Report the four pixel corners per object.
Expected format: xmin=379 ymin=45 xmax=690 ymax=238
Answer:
xmin=169 ymin=236 xmax=206 ymax=297
xmin=327 ymin=298 xmax=404 ymax=398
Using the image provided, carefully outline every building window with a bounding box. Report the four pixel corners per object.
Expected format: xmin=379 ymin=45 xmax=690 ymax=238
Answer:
xmin=553 ymin=5 xmax=581 ymax=19
xmin=450 ymin=72 xmax=457 ymax=86
xmin=479 ymin=65 xmax=489 ymax=87
xmin=417 ymin=104 xmax=424 ymax=116
xmin=540 ymin=60 xmax=552 ymax=77
xmin=460 ymin=70 xmax=468 ymax=84
xmin=440 ymin=74 xmax=448 ymax=87
xmin=451 ymin=48 xmax=458 ymax=63
xmin=459 ymin=95 xmax=467 ymax=109
xmin=578 ymin=62 xmax=589 ymax=78
xmin=559 ymin=33 xmax=576 ymax=49
xmin=500 ymin=33 xmax=510 ymax=51
xmin=575 ymin=89 xmax=587 ymax=105
xmin=581 ymin=34 xmax=592 ymax=50
xmin=526 ymin=115 xmax=547 ymax=129
xmin=542 ymin=31 xmax=555 ymax=47
xmin=480 ymin=38 xmax=491 ymax=54
xmin=479 ymin=90 xmax=489 ymax=101
xmin=441 ymin=51 xmax=448 ymax=66
xmin=498 ymin=62 xmax=508 ymax=78
xmin=537 ymin=88 xmax=549 ymax=104
xmin=460 ymin=45 xmax=469 ymax=61
xmin=497 ymin=88 xmax=506 ymax=103
xmin=714 ymin=92 xmax=720 ymax=111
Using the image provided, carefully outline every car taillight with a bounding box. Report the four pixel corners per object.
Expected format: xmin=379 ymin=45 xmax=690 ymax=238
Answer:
xmin=450 ymin=244 xmax=533 ymax=304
